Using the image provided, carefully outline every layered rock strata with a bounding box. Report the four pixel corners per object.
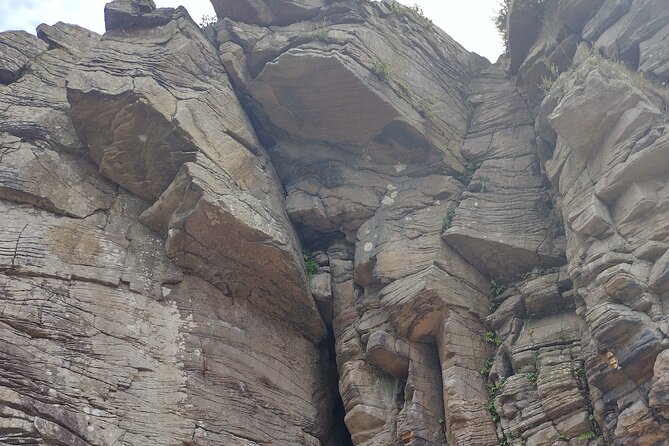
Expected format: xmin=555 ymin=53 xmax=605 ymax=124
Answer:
xmin=0 ymin=0 xmax=668 ymax=445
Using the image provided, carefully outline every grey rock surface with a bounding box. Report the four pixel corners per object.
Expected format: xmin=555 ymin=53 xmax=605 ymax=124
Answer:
xmin=1 ymin=0 xmax=669 ymax=445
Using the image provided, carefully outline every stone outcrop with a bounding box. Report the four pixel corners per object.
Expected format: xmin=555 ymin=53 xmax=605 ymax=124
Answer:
xmin=1 ymin=0 xmax=669 ymax=445
xmin=0 ymin=31 xmax=47 ymax=84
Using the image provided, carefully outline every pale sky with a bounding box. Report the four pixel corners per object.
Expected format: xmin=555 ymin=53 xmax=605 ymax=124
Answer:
xmin=0 ymin=0 xmax=504 ymax=62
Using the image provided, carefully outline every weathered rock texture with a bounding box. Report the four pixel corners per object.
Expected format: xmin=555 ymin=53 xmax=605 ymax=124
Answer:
xmin=1 ymin=0 xmax=668 ymax=445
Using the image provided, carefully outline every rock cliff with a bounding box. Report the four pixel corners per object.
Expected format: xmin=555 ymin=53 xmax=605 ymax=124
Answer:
xmin=0 ymin=0 xmax=668 ymax=445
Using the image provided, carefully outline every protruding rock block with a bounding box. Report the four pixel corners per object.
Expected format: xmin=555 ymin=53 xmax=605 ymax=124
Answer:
xmin=0 ymin=31 xmax=47 ymax=84
xmin=140 ymin=156 xmax=326 ymax=341
xmin=225 ymin=4 xmax=475 ymax=239
xmin=366 ymin=330 xmax=410 ymax=378
xmin=649 ymin=250 xmax=669 ymax=295
xmin=379 ymin=265 xmax=489 ymax=341
xmin=310 ymin=272 xmax=333 ymax=323
xmin=0 ymin=23 xmax=99 ymax=151
xmin=520 ymin=273 xmax=571 ymax=317
xmin=251 ymin=50 xmax=403 ymax=147
xmin=339 ymin=360 xmax=396 ymax=444
xmin=567 ymin=195 xmax=614 ymax=237
xmin=649 ymin=349 xmax=669 ymax=419
xmin=549 ymin=63 xmax=661 ymax=168
xmin=104 ymin=0 xmax=159 ymax=30
xmin=210 ymin=0 xmax=325 ymax=26
xmin=67 ymin=1 xmax=325 ymax=341
xmin=67 ymin=5 xmax=258 ymax=200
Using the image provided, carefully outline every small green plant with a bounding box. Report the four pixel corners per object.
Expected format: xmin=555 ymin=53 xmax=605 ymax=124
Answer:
xmin=525 ymin=351 xmax=540 ymax=382
xmin=408 ymin=3 xmax=434 ymax=29
xmin=490 ymin=279 xmax=506 ymax=297
xmin=574 ymin=367 xmax=585 ymax=378
xmin=387 ymin=0 xmax=401 ymax=13
xmin=558 ymin=434 xmax=570 ymax=441
xmin=493 ymin=0 xmax=559 ymax=51
xmin=303 ymin=249 xmax=319 ymax=279
xmin=442 ymin=206 xmax=457 ymax=231
xmin=309 ymin=29 xmax=329 ymax=42
xmin=462 ymin=160 xmax=482 ymax=183
xmin=371 ymin=59 xmax=392 ymax=81
xmin=199 ymin=14 xmax=216 ymax=27
xmin=489 ymin=301 xmax=499 ymax=312
xmin=488 ymin=399 xmax=499 ymax=422
xmin=481 ymin=356 xmax=494 ymax=376
xmin=487 ymin=379 xmax=505 ymax=399
xmin=416 ymin=95 xmax=437 ymax=120
xmin=539 ymin=74 xmax=555 ymax=92
xmin=540 ymin=72 xmax=568 ymax=97
xmin=438 ymin=417 xmax=445 ymax=425
xmin=494 ymin=0 xmax=510 ymax=51
xmin=485 ymin=331 xmax=503 ymax=347
xmin=498 ymin=438 xmax=509 ymax=446
xmin=577 ymin=431 xmax=597 ymax=440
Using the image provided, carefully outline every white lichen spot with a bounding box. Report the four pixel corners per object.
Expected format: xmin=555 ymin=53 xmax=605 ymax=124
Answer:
xmin=394 ymin=163 xmax=407 ymax=172
xmin=194 ymin=349 xmax=201 ymax=357
xmin=381 ymin=188 xmax=398 ymax=206
xmin=161 ymin=286 xmax=172 ymax=298
xmin=48 ymin=388 xmax=57 ymax=397
xmin=87 ymin=426 xmax=95 ymax=432
xmin=474 ymin=201 xmax=479 ymax=207
xmin=91 ymin=409 xmax=101 ymax=416
xmin=364 ymin=242 xmax=373 ymax=252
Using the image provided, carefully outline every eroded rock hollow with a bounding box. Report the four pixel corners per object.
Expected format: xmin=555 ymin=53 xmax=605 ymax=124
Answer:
xmin=1 ymin=0 xmax=668 ymax=445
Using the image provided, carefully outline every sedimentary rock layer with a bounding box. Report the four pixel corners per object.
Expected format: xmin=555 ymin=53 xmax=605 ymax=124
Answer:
xmin=1 ymin=0 xmax=668 ymax=445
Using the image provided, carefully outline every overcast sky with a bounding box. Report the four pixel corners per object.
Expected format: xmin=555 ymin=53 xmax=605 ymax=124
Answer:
xmin=0 ymin=0 xmax=504 ymax=62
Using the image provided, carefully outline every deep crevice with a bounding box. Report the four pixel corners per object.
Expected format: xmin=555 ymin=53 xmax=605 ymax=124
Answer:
xmin=320 ymin=329 xmax=354 ymax=446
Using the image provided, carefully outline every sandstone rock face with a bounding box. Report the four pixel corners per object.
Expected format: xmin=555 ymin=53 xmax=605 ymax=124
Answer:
xmin=508 ymin=0 xmax=669 ymax=444
xmin=211 ymin=0 xmax=325 ymax=26
xmin=1 ymin=0 xmax=669 ymax=445
xmin=66 ymin=1 xmax=325 ymax=342
xmin=1 ymin=3 xmax=329 ymax=445
xmin=442 ymin=63 xmax=565 ymax=280
xmin=539 ymin=55 xmax=669 ymax=445
xmin=0 ymin=31 xmax=47 ymax=84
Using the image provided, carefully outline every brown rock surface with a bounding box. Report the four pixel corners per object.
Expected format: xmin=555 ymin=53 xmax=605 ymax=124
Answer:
xmin=66 ymin=0 xmax=325 ymax=341
xmin=442 ymin=63 xmax=565 ymax=280
xmin=2 ymin=0 xmax=669 ymax=445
